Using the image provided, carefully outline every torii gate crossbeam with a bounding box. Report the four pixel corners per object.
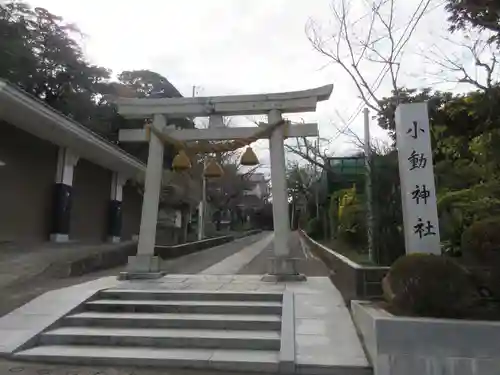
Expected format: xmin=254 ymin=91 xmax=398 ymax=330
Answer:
xmin=115 ymin=84 xmax=333 ymax=281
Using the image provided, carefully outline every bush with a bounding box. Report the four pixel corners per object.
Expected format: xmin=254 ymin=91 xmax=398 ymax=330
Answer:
xmin=461 ymin=217 xmax=500 ymax=264
xmin=338 ymin=203 xmax=366 ymax=246
xmin=461 ymin=217 xmax=500 ymax=299
xmin=438 ymin=182 xmax=500 ymax=256
xmin=383 ymin=253 xmax=478 ymax=318
xmin=306 ymin=217 xmax=323 ymax=239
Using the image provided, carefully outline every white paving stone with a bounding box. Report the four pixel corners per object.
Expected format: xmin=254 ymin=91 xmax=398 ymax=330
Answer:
xmin=0 ymin=313 xmax=56 ymax=331
xmin=0 ymin=329 xmax=38 ymax=353
xmin=291 ymin=280 xmax=370 ymax=370
xmin=295 ymin=319 xmax=328 ymax=336
xmin=44 ymin=327 xmax=280 ymax=340
xmin=210 ymin=349 xmax=279 ymax=372
xmin=17 ymin=345 xmax=214 ymax=368
xmin=0 ymin=276 xmax=120 ymax=356
xmin=88 ymin=299 xmax=281 ymax=307
xmin=201 ymin=233 xmax=274 ymax=275
xmin=5 ymin=267 xmax=370 ymax=373
xmin=218 ymin=283 xmax=261 ymax=291
xmin=66 ymin=311 xmax=281 ymax=322
xmin=257 ymin=284 xmax=286 ymax=292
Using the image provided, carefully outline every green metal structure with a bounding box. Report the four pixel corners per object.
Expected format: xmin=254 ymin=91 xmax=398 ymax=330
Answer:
xmin=318 ymin=156 xmax=366 ymax=200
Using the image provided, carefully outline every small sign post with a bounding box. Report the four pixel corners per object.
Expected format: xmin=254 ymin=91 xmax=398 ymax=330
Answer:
xmin=395 ymin=102 xmax=440 ymax=255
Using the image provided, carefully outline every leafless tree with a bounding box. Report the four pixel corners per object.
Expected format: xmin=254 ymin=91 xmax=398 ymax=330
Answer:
xmin=284 ymin=0 xmax=430 ymax=167
xmin=285 ymin=136 xmax=334 ymax=171
xmin=424 ymin=30 xmax=499 ymax=91
xmin=284 ymin=116 xmax=392 ymax=172
xmin=306 ymin=0 xmax=432 ymax=116
xmin=286 ymin=161 xmax=318 ymax=204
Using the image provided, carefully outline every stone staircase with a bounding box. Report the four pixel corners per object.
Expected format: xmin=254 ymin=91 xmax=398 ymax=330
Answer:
xmin=14 ymin=289 xmax=287 ymax=373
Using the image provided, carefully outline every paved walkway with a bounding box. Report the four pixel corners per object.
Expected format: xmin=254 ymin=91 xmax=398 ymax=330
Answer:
xmin=0 ymin=276 xmax=369 ymax=375
xmin=0 ymin=231 xmax=349 ymax=375
xmin=202 ymin=233 xmax=274 ymax=274
xmin=0 ymin=233 xmax=270 ymax=317
xmin=0 ymin=241 xmax=135 ymax=289
xmin=238 ymin=230 xmax=329 ymax=276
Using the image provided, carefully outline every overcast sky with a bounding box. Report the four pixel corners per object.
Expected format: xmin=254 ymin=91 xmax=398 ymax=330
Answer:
xmin=26 ymin=0 xmax=461 ymax=171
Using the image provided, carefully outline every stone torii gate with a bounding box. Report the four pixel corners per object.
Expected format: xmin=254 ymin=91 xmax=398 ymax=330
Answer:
xmin=114 ymin=84 xmax=333 ymax=280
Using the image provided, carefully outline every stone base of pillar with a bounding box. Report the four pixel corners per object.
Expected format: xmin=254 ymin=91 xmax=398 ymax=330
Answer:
xmin=107 ymin=236 xmax=121 ymax=244
xmin=118 ymin=271 xmax=164 ymax=280
xmin=262 ymin=256 xmax=307 ymax=282
xmin=118 ymin=255 xmax=164 ymax=280
xmin=50 ymin=233 xmax=69 ymax=243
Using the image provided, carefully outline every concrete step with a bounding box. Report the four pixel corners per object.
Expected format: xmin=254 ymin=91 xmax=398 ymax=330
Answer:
xmin=40 ymin=327 xmax=281 ymax=350
xmin=85 ymin=299 xmax=282 ymax=315
xmin=100 ymin=289 xmax=283 ymax=302
xmin=64 ymin=312 xmax=282 ymax=331
xmin=15 ymin=345 xmax=280 ymax=373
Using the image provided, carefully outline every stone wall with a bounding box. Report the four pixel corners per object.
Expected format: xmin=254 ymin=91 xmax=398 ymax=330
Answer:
xmin=299 ymin=231 xmax=389 ymax=304
xmin=352 ymin=301 xmax=500 ymax=375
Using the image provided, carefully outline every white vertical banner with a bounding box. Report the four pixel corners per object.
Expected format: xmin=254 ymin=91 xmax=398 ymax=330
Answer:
xmin=395 ymin=102 xmax=440 ymax=255
xmin=175 ymin=210 xmax=182 ymax=229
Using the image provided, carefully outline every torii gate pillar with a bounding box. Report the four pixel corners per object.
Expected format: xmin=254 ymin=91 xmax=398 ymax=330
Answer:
xmin=123 ymin=114 xmax=166 ymax=278
xmin=263 ymin=109 xmax=304 ymax=281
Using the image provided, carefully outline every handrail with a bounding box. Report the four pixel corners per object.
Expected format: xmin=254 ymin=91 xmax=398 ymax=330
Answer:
xmin=299 ymin=230 xmax=389 ymax=270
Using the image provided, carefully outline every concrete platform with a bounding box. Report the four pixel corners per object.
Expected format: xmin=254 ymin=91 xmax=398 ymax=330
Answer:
xmin=0 ymin=274 xmax=370 ymax=374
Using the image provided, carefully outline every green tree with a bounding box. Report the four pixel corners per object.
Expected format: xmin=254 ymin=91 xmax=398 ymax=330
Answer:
xmin=117 ymin=70 xmax=182 ymax=98
xmin=375 ymin=84 xmax=500 ymax=260
xmin=0 ymin=2 xmax=112 ymax=136
xmin=112 ymin=69 xmax=194 ymax=166
xmin=446 ymin=0 xmax=500 ymax=45
xmin=376 ymin=86 xmax=500 ymax=166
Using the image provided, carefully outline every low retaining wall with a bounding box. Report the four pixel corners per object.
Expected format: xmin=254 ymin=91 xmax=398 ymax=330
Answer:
xmin=299 ymin=231 xmax=389 ymax=304
xmin=154 ymin=235 xmax=235 ymax=259
xmin=352 ymin=300 xmax=500 ymax=375
xmin=234 ymin=229 xmax=262 ymax=238
xmin=46 ymin=241 xmax=138 ymax=278
xmin=50 ymin=230 xmax=262 ymax=278
xmin=155 ymin=229 xmax=262 ymax=259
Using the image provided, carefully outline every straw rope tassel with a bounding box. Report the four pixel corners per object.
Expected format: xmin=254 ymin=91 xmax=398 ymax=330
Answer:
xmin=145 ymin=119 xmax=287 ymax=154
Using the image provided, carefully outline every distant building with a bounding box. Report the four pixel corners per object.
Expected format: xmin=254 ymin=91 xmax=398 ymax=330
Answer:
xmin=243 ymin=173 xmax=269 ymax=200
xmin=0 ymin=80 xmax=192 ymax=245
xmin=240 ymin=173 xmax=269 ymax=211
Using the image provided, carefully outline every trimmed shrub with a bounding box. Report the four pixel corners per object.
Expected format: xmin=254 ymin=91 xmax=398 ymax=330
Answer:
xmin=306 ymin=217 xmax=323 ymax=239
xmin=461 ymin=217 xmax=500 ymax=298
xmin=438 ymin=183 xmax=500 ymax=257
xmin=383 ymin=253 xmax=478 ymax=318
xmin=461 ymin=217 xmax=500 ymax=264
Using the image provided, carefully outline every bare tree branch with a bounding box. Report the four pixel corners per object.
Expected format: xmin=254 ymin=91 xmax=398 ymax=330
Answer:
xmin=424 ymin=31 xmax=499 ymax=91
xmin=306 ymin=0 xmax=432 ymax=117
xmin=285 ymin=135 xmax=334 ymax=173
